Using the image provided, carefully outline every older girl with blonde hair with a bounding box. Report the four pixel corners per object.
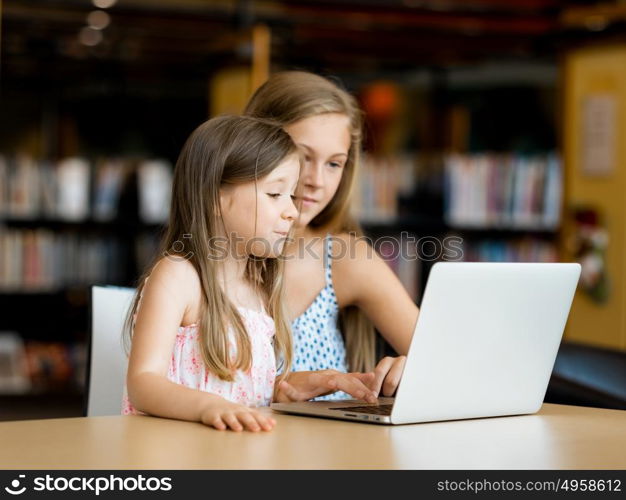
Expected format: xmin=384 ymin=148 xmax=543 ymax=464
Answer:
xmin=246 ymin=72 xmax=420 ymax=401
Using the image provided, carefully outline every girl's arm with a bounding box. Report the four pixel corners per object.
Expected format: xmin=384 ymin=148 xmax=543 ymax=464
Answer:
xmin=333 ymin=234 xmax=420 ymax=396
xmin=126 ymin=258 xmax=274 ymax=432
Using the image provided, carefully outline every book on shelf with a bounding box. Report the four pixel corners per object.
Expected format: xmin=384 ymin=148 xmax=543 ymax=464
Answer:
xmin=443 ymin=153 xmax=562 ymax=230
xmin=92 ymin=159 xmax=128 ymax=222
xmin=456 ymin=237 xmax=558 ymax=263
xmin=7 ymin=156 xmax=40 ymax=220
xmin=56 ymin=158 xmax=90 ymax=221
xmin=22 ymin=341 xmax=86 ymax=394
xmin=0 ymin=334 xmax=86 ymax=396
xmin=0 ymin=154 xmax=172 ymax=224
xmin=0 ymin=332 xmax=31 ymax=394
xmin=0 ymin=228 xmax=124 ymax=292
xmin=40 ymin=161 xmax=58 ymax=218
xmin=352 ymin=154 xmax=416 ymax=223
xmin=138 ymin=160 xmax=173 ymax=224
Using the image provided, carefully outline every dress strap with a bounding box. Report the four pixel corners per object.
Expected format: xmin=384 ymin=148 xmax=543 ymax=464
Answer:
xmin=323 ymin=233 xmax=333 ymax=287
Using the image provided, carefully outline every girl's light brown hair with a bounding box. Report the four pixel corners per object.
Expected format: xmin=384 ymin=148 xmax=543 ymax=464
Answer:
xmin=245 ymin=71 xmax=377 ymax=372
xmin=124 ymin=115 xmax=297 ymax=381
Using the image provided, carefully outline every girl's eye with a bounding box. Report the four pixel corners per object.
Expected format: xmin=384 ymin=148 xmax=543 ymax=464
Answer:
xmin=329 ymin=161 xmax=343 ymax=169
xmin=267 ymin=193 xmax=281 ymax=199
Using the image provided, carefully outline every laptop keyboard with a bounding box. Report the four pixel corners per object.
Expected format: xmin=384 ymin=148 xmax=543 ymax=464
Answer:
xmin=330 ymin=404 xmax=393 ymax=415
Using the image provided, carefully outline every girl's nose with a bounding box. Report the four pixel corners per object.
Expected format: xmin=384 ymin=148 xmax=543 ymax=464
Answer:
xmin=282 ymin=197 xmax=299 ymax=221
xmin=303 ymin=161 xmax=324 ymax=188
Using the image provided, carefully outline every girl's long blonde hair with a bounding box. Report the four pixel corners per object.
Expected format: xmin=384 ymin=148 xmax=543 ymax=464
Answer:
xmin=124 ymin=115 xmax=297 ymax=381
xmin=245 ymin=71 xmax=377 ymax=372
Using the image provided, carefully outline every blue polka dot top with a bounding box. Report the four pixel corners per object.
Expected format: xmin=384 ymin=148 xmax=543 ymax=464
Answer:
xmin=290 ymin=234 xmax=351 ymax=401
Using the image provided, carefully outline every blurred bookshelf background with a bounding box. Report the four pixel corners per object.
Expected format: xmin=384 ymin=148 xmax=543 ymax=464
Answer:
xmin=1 ymin=0 xmax=625 ymax=420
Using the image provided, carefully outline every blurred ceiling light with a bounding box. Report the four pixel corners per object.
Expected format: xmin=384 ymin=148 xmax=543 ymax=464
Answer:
xmin=87 ymin=10 xmax=111 ymax=30
xmin=79 ymin=27 xmax=103 ymax=46
xmin=584 ymin=15 xmax=609 ymax=31
xmin=92 ymin=0 xmax=117 ymax=8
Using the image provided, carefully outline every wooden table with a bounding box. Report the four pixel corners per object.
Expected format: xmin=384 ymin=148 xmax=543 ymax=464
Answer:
xmin=0 ymin=404 xmax=624 ymax=469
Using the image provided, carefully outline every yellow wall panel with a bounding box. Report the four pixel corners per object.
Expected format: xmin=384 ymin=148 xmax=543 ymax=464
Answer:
xmin=563 ymin=45 xmax=626 ymax=351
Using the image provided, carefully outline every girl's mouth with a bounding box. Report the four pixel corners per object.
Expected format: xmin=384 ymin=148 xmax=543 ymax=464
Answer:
xmin=300 ymin=197 xmax=318 ymax=207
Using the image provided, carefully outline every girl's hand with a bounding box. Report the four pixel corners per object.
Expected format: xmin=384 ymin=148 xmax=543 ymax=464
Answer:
xmin=199 ymin=398 xmax=276 ymax=432
xmin=274 ymin=370 xmax=377 ymax=403
xmin=370 ymin=356 xmax=407 ymax=397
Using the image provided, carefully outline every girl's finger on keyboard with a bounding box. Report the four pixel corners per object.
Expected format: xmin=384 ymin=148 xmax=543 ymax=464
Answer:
xmin=372 ymin=357 xmax=396 ymax=397
xmin=332 ymin=375 xmax=377 ymax=403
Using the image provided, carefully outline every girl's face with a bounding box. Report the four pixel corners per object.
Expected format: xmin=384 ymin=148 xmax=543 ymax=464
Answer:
xmin=219 ymin=153 xmax=300 ymax=258
xmin=284 ymin=113 xmax=351 ymax=228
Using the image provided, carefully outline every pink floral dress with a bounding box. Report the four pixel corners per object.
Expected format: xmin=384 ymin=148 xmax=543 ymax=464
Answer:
xmin=122 ymin=303 xmax=277 ymax=415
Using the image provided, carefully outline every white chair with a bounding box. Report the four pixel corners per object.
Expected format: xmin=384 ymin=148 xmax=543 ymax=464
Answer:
xmin=86 ymin=286 xmax=135 ymax=416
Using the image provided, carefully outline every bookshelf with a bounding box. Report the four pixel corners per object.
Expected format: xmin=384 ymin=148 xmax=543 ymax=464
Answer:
xmin=0 ymin=0 xmax=567 ymax=413
xmin=0 ymin=11 xmax=272 ymax=417
xmin=356 ymin=150 xmax=562 ymax=306
xmin=0 ymin=146 xmax=563 ymax=406
xmin=0 ymin=154 xmax=168 ymax=405
xmin=0 ymin=110 xmax=564 ymax=420
xmin=442 ymin=153 xmax=561 ymax=231
xmin=344 ymin=66 xmax=563 ymax=306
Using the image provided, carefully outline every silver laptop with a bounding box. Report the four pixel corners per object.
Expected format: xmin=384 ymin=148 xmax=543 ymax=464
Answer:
xmin=271 ymin=262 xmax=581 ymax=425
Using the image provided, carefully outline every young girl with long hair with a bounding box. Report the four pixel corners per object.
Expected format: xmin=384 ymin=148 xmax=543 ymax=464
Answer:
xmin=123 ymin=115 xmax=377 ymax=431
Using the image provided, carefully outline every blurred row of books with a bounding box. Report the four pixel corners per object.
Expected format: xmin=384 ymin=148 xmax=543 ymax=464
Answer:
xmin=0 ymin=332 xmax=85 ymax=394
xmin=375 ymin=232 xmax=559 ymax=303
xmin=2 ymin=153 xmax=563 ymax=233
xmin=454 ymin=237 xmax=559 ymax=262
xmin=352 ymin=155 xmax=416 ymax=223
xmin=0 ymin=155 xmax=172 ymax=224
xmin=443 ymin=153 xmax=562 ymax=230
xmin=0 ymin=228 xmax=126 ymax=291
